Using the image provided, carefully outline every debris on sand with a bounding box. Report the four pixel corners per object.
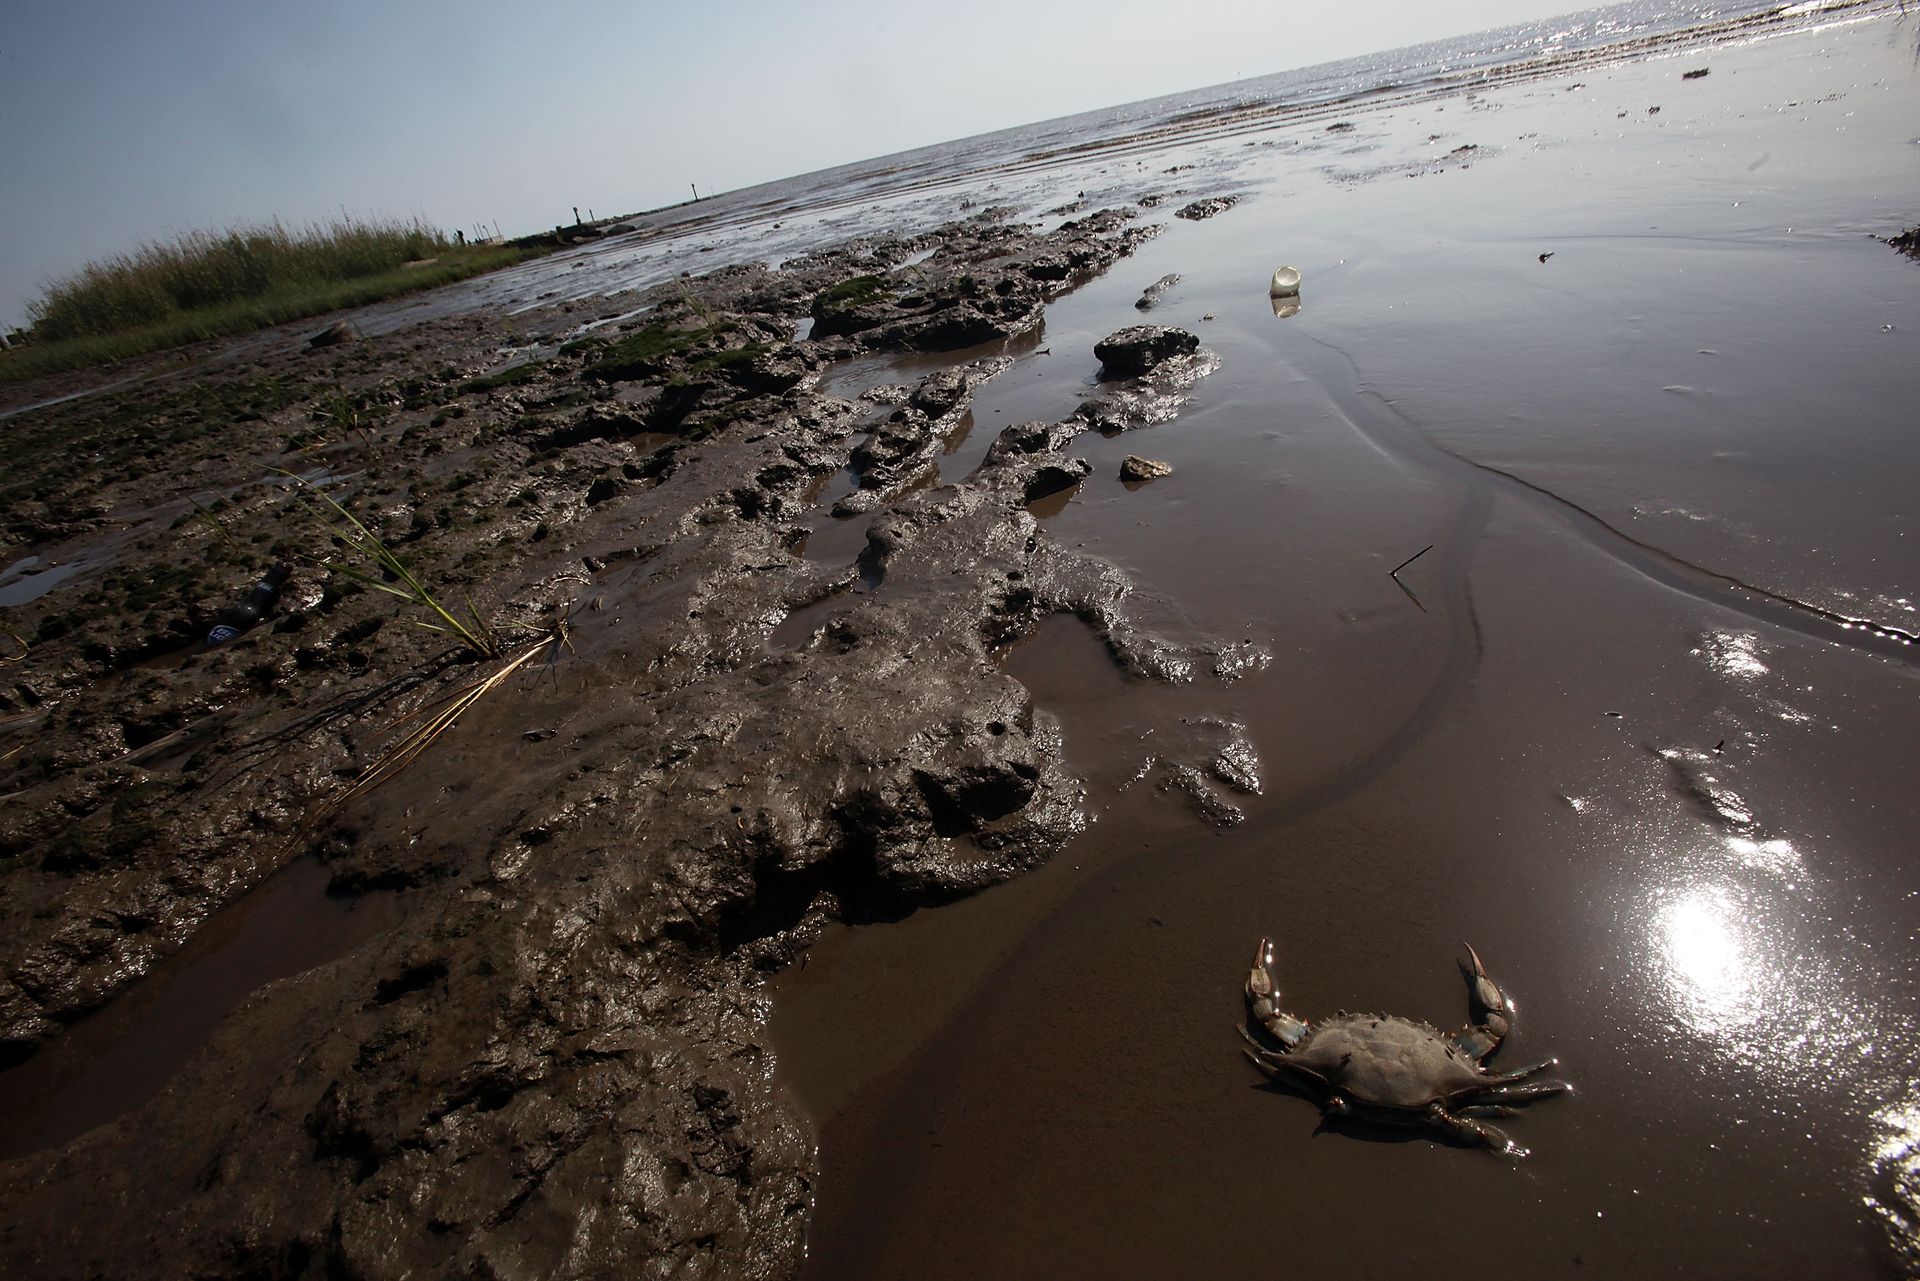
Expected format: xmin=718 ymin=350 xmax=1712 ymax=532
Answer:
xmin=306 ymin=318 xmax=359 ymax=349
xmin=1120 ymin=455 xmax=1173 ymax=482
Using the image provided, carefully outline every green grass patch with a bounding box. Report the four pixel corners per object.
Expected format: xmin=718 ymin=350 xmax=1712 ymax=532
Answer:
xmin=283 ymin=473 xmax=498 ymax=659
xmin=815 ymin=275 xmax=888 ymax=313
xmin=1 ymin=245 xmax=541 ymax=383
xmin=671 ymin=343 xmax=771 ymax=387
xmin=457 ymin=360 xmax=548 ymax=395
xmin=583 ymin=319 xmax=736 ymax=383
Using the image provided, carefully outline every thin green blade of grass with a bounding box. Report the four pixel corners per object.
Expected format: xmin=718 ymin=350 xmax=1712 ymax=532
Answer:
xmin=276 ymin=470 xmax=497 ymax=658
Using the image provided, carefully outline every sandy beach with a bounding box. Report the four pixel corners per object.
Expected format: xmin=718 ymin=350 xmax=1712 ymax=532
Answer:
xmin=3 ymin=3 xmax=1919 ymax=1276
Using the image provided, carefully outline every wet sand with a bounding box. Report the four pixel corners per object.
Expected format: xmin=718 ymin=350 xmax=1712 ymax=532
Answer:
xmin=770 ymin=11 xmax=1920 ymax=1277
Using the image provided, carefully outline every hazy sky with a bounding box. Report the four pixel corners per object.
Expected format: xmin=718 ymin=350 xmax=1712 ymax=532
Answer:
xmin=1 ymin=0 xmax=1593 ymax=328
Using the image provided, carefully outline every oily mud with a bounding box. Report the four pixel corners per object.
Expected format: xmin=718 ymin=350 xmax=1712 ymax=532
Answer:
xmin=0 ymin=203 xmax=1269 ymax=1277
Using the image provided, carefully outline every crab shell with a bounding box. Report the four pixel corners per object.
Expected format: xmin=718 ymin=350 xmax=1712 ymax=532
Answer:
xmin=1279 ymin=1013 xmax=1494 ymax=1112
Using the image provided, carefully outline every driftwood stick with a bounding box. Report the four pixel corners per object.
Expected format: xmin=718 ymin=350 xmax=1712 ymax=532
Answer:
xmin=1389 ymin=543 xmax=1434 ymax=580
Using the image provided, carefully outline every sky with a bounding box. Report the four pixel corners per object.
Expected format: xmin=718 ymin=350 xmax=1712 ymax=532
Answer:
xmin=0 ymin=0 xmax=1596 ymax=329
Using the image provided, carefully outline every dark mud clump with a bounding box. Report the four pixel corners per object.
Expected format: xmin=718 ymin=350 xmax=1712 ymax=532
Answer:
xmin=1092 ymin=324 xmax=1200 ymax=378
xmin=1134 ymin=273 xmax=1182 ymax=311
xmin=1175 ymin=195 xmax=1240 ymax=220
xmin=0 ymin=205 xmax=1259 ymax=1278
xmin=800 ymin=207 xmax=1159 ymax=351
xmin=1891 ymin=227 xmax=1920 ymax=260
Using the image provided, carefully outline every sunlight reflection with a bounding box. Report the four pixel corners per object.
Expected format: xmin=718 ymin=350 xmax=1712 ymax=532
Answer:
xmin=1866 ymin=1100 xmax=1920 ymax=1274
xmin=1643 ymin=873 xmax=1864 ymax=1087
xmin=1693 ymin=630 xmax=1769 ymax=680
xmin=1660 ymin=888 xmax=1752 ymax=1011
xmin=1725 ymin=835 xmax=1799 ymax=875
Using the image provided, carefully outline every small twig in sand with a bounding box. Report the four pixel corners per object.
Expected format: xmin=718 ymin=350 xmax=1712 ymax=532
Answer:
xmin=323 ymin=636 xmax=551 ymax=814
xmin=1389 ymin=544 xmax=1434 ymax=580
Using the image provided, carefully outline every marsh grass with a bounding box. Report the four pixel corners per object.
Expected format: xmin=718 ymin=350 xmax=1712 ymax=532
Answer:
xmin=33 ymin=215 xmax=448 ymax=341
xmin=310 ymin=387 xmax=385 ymax=447
xmin=2 ymin=218 xmax=540 ymax=382
xmin=280 ymin=473 xmax=497 ymax=659
xmin=185 ymin=495 xmax=246 ymax=555
xmin=323 ymin=598 xmax=577 ymax=814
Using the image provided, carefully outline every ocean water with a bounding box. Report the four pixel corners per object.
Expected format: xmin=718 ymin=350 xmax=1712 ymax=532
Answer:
xmin=778 ymin=0 xmax=1801 ymax=193
xmin=351 ymin=0 xmax=1894 ymax=334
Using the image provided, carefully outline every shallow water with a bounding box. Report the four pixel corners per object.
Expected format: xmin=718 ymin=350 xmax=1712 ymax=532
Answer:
xmin=769 ymin=10 xmax=1920 ymax=1277
xmin=0 ymin=855 xmax=406 ymax=1159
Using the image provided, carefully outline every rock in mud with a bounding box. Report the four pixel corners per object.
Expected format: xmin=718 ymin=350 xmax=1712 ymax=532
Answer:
xmin=1175 ymin=196 xmax=1239 ymax=220
xmin=306 ymin=319 xmax=359 ymax=349
xmin=1134 ymin=273 xmax=1182 ymax=310
xmin=1075 ymin=330 xmax=1218 ymax=435
xmin=1093 ymin=325 xmax=1199 ymax=379
xmin=1120 ymin=454 xmax=1173 ymax=481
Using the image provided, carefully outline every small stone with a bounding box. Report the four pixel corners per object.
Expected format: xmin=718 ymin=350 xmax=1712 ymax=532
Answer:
xmin=1120 ymin=455 xmax=1173 ymax=482
xmin=306 ymin=319 xmax=359 ymax=350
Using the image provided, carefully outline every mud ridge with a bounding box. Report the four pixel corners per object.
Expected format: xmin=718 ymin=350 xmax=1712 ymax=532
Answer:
xmin=0 ymin=207 xmax=1258 ymax=1279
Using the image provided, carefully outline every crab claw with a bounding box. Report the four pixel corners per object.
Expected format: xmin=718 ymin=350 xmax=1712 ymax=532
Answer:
xmin=1245 ymin=937 xmax=1309 ymax=1049
xmin=1450 ymin=942 xmax=1515 ymax=1063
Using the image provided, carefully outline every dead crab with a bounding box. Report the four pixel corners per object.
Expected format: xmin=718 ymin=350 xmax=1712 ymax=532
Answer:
xmin=1241 ymin=938 xmax=1571 ymax=1155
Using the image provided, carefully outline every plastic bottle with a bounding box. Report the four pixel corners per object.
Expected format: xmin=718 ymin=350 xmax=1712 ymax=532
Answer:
xmin=207 ymin=563 xmax=291 ymax=645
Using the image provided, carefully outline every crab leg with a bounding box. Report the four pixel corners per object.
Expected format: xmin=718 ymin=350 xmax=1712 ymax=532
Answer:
xmin=1448 ymin=942 xmax=1515 ymax=1062
xmin=1481 ymin=1059 xmax=1563 ymax=1087
xmin=1245 ymin=937 xmax=1309 ymax=1049
xmin=1429 ymin=1104 xmax=1524 ymax=1156
xmin=1240 ymin=1028 xmax=1319 ymax=1077
xmin=1470 ymin=1080 xmax=1571 ymax=1103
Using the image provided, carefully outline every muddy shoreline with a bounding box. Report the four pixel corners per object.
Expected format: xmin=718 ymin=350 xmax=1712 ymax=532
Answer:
xmin=6 ymin=4 xmax=1920 ymax=1276
xmin=0 ymin=200 xmax=1265 ymax=1275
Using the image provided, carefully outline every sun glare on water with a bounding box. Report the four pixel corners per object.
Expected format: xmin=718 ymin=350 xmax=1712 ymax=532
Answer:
xmin=1658 ymin=888 xmax=1753 ymax=1015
